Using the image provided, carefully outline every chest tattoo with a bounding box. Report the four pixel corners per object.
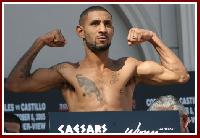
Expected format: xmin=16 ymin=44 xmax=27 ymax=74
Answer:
xmin=110 ymin=72 xmax=120 ymax=85
xmin=76 ymin=74 xmax=103 ymax=102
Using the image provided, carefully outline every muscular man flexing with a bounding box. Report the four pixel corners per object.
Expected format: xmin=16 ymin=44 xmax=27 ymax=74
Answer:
xmin=6 ymin=6 xmax=189 ymax=112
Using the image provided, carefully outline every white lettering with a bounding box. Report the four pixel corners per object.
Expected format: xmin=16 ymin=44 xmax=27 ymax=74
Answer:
xmin=31 ymin=123 xmax=46 ymax=130
xmin=65 ymin=125 xmax=73 ymax=133
xmin=102 ymin=124 xmax=107 ymax=133
xmin=30 ymin=114 xmax=35 ymax=121
xmin=125 ymin=122 xmax=158 ymax=133
xmin=86 ymin=125 xmax=94 ymax=133
xmin=59 ymin=103 xmax=68 ymax=111
xmin=22 ymin=122 xmax=46 ymax=130
xmin=35 ymin=113 xmax=46 ymax=121
xmin=16 ymin=113 xmax=30 ymax=121
xmin=58 ymin=124 xmax=107 ymax=133
xmin=189 ymin=116 xmax=195 ymax=123
xmin=189 ymin=107 xmax=194 ymax=115
xmin=146 ymin=99 xmax=156 ymax=107
xmin=179 ymin=97 xmax=195 ymax=105
xmin=73 ymin=124 xmax=80 ymax=133
xmin=4 ymin=103 xmax=14 ymax=112
xmin=94 ymin=125 xmax=102 ymax=133
xmin=58 ymin=125 xmax=64 ymax=133
xmin=20 ymin=103 xmax=46 ymax=111
xmin=80 ymin=124 xmax=86 ymax=133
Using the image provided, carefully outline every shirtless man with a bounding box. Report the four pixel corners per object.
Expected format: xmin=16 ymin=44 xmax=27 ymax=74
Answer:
xmin=6 ymin=6 xmax=189 ymax=112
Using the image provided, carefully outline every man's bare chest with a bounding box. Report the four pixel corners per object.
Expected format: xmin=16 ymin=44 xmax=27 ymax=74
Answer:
xmin=75 ymin=71 xmax=122 ymax=92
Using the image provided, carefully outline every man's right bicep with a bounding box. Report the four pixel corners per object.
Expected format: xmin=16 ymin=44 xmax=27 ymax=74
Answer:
xmin=17 ymin=68 xmax=65 ymax=92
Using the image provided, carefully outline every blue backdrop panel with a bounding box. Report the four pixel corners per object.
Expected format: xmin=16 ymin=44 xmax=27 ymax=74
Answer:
xmin=49 ymin=111 xmax=180 ymax=133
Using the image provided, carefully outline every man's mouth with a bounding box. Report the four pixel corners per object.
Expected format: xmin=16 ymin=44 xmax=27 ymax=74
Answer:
xmin=97 ymin=36 xmax=107 ymax=40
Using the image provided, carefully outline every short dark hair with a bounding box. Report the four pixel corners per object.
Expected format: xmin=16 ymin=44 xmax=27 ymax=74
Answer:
xmin=4 ymin=112 xmax=22 ymax=132
xmin=147 ymin=95 xmax=188 ymax=116
xmin=79 ymin=6 xmax=112 ymax=25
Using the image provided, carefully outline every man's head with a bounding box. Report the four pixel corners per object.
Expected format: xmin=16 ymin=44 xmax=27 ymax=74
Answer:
xmin=4 ymin=112 xmax=21 ymax=133
xmin=76 ymin=6 xmax=114 ymax=53
xmin=148 ymin=95 xmax=189 ymax=133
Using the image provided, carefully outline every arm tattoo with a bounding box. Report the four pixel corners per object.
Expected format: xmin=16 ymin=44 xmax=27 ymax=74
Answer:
xmin=76 ymin=74 xmax=103 ymax=102
xmin=15 ymin=41 xmax=40 ymax=78
xmin=19 ymin=54 xmax=37 ymax=78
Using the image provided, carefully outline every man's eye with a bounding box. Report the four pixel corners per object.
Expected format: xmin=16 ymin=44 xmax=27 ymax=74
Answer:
xmin=105 ymin=22 xmax=112 ymax=27
xmin=106 ymin=23 xmax=112 ymax=27
xmin=91 ymin=22 xmax=99 ymax=26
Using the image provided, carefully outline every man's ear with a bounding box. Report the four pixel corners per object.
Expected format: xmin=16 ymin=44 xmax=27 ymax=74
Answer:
xmin=76 ymin=25 xmax=85 ymax=39
xmin=182 ymin=114 xmax=189 ymax=128
xmin=112 ymin=26 xmax=114 ymax=36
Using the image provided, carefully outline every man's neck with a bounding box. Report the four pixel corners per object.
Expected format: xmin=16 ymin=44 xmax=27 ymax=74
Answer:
xmin=83 ymin=46 xmax=111 ymax=70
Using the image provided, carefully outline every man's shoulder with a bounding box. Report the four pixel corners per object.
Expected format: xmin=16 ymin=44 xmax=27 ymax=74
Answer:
xmin=110 ymin=57 xmax=140 ymax=71
xmin=57 ymin=61 xmax=79 ymax=67
xmin=51 ymin=61 xmax=80 ymax=71
xmin=115 ymin=57 xmax=140 ymax=64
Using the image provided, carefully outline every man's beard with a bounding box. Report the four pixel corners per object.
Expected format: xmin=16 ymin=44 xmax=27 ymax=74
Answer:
xmin=85 ymin=39 xmax=111 ymax=53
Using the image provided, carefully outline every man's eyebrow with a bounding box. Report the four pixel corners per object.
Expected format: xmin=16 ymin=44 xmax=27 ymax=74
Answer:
xmin=89 ymin=20 xmax=101 ymax=24
xmin=90 ymin=19 xmax=101 ymax=22
xmin=104 ymin=20 xmax=112 ymax=22
xmin=90 ymin=19 xmax=111 ymax=22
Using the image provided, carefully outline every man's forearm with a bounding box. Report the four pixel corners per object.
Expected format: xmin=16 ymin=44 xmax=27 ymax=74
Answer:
xmin=8 ymin=38 xmax=45 ymax=80
xmin=149 ymin=34 xmax=189 ymax=82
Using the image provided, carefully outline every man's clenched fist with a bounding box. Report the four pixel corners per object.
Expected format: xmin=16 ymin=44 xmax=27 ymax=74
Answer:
xmin=127 ymin=28 xmax=155 ymax=46
xmin=40 ymin=29 xmax=66 ymax=47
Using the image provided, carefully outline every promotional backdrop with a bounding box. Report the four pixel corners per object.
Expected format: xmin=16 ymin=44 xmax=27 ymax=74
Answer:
xmin=4 ymin=71 xmax=195 ymax=133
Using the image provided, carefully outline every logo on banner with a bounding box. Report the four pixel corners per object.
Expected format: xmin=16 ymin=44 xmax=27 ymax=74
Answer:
xmin=58 ymin=124 xmax=107 ymax=133
xmin=57 ymin=122 xmax=175 ymax=133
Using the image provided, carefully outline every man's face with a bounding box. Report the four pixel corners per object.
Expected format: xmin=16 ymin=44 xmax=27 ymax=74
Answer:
xmin=5 ymin=122 xmax=20 ymax=133
xmin=81 ymin=10 xmax=114 ymax=52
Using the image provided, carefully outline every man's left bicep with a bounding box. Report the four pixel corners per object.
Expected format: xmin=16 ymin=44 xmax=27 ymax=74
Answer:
xmin=136 ymin=61 xmax=180 ymax=85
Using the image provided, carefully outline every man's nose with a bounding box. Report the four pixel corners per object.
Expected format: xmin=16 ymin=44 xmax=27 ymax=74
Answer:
xmin=99 ymin=24 xmax=107 ymax=33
